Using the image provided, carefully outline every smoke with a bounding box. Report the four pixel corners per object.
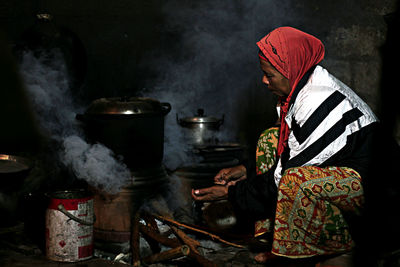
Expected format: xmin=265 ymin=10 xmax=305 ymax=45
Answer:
xmin=15 ymin=0 xmax=301 ymax=189
xmin=19 ymin=49 xmax=130 ymax=193
xmin=142 ymin=0 xmax=285 ymax=170
xmin=18 ymin=49 xmax=78 ymax=138
xmin=63 ymin=136 xmax=130 ymax=193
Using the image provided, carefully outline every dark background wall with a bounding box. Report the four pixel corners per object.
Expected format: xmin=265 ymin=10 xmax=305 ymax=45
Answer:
xmin=0 ymin=0 xmax=399 ymax=165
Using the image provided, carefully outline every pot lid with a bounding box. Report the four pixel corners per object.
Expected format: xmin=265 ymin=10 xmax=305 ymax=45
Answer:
xmin=0 ymin=154 xmax=32 ymax=174
xmin=84 ymin=97 xmax=169 ymax=115
xmin=178 ymin=109 xmax=223 ymax=124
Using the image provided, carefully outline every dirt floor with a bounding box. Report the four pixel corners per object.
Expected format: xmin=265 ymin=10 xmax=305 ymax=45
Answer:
xmin=0 ymin=222 xmax=332 ymax=267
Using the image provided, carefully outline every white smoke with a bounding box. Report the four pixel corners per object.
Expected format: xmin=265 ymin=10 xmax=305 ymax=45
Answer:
xmin=63 ymin=135 xmax=130 ymax=193
xmin=18 ymin=49 xmax=78 ymax=138
xmin=142 ymin=0 xmax=283 ymax=170
xmin=19 ymin=49 xmax=130 ymax=193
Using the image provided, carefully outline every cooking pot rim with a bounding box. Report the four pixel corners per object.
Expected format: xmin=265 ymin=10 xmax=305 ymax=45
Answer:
xmin=79 ymin=97 xmax=171 ymax=117
xmin=176 ymin=108 xmax=224 ymax=124
xmin=195 ymin=142 xmax=244 ymax=151
xmin=46 ymin=189 xmax=92 ymax=199
xmin=177 ymin=113 xmax=224 ymax=125
xmin=76 ymin=113 xmax=167 ymax=122
xmin=0 ymin=154 xmax=33 ymax=174
xmin=179 ymin=116 xmax=222 ymax=123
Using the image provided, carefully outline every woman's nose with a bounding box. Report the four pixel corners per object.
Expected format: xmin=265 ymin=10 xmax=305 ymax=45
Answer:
xmin=262 ymin=75 xmax=270 ymax=85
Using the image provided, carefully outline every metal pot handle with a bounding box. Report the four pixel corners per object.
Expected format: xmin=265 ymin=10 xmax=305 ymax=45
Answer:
xmin=161 ymin=102 xmax=172 ymax=115
xmin=57 ymin=204 xmax=95 ymax=226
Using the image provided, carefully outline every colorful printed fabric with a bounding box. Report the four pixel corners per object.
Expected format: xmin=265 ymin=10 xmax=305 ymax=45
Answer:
xmin=256 ymin=127 xmax=279 ymax=175
xmin=255 ymin=127 xmax=279 ymax=236
xmin=255 ymin=217 xmax=273 ymax=237
xmin=272 ymin=166 xmax=364 ymax=258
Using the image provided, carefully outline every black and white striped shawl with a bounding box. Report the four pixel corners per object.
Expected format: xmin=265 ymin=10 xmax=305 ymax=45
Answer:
xmin=274 ymin=65 xmax=378 ymax=185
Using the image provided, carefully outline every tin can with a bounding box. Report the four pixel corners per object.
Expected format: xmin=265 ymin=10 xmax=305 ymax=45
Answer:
xmin=45 ymin=190 xmax=94 ymax=262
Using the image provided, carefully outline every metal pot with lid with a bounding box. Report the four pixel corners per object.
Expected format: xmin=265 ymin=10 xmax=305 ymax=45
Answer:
xmin=177 ymin=109 xmax=224 ymax=146
xmin=76 ymin=97 xmax=171 ymax=170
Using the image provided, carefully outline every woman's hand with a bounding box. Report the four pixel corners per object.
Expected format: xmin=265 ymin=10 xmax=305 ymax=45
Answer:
xmin=191 ymin=185 xmax=229 ymax=202
xmin=214 ymin=165 xmax=247 ymax=186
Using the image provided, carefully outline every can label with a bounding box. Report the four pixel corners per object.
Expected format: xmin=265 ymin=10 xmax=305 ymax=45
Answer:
xmin=46 ymin=198 xmax=94 ymax=262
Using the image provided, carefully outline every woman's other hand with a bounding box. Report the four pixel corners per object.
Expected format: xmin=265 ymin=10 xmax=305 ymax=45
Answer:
xmin=191 ymin=185 xmax=229 ymax=202
xmin=214 ymin=165 xmax=247 ymax=185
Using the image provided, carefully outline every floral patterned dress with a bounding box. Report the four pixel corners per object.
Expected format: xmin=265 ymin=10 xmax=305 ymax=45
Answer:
xmin=254 ymin=127 xmax=279 ymax=237
xmin=254 ymin=127 xmax=364 ymax=258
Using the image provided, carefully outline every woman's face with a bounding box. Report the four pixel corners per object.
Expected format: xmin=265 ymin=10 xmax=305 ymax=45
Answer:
xmin=259 ymin=58 xmax=290 ymax=97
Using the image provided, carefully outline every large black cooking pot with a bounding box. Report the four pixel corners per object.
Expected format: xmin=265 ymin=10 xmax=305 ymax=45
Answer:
xmin=76 ymin=97 xmax=171 ymax=170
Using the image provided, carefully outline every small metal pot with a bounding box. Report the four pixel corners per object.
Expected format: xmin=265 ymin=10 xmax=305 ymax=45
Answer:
xmin=176 ymin=109 xmax=224 ymax=146
xmin=76 ymin=97 xmax=171 ymax=170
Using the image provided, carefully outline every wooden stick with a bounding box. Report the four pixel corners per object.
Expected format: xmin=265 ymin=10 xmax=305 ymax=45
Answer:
xmin=169 ymin=225 xmax=216 ymax=267
xmin=141 ymin=212 xmax=217 ymax=267
xmin=152 ymin=214 xmax=244 ymax=248
xmin=138 ymin=222 xmax=215 ymax=266
xmin=170 ymin=225 xmax=201 ymax=253
xmin=141 ymin=213 xmax=161 ymax=253
xmin=142 ymin=212 xmax=160 ymax=231
xmin=131 ymin=212 xmax=141 ymax=267
xmin=142 ymin=245 xmax=190 ymax=264
xmin=139 ymin=224 xmax=181 ymax=248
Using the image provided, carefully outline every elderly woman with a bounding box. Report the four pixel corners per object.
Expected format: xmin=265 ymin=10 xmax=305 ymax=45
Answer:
xmin=192 ymin=27 xmax=388 ymax=264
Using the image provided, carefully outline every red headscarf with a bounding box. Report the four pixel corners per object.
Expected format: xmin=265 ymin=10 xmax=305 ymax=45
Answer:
xmin=257 ymin=27 xmax=325 ymax=156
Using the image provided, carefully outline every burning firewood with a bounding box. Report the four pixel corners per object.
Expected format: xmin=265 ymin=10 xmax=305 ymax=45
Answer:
xmin=138 ymin=224 xmax=180 ymax=248
xmin=152 ymin=213 xmax=244 ymax=248
xmin=131 ymin=208 xmax=243 ymax=267
xmin=169 ymin=225 xmax=217 ymax=266
xmin=170 ymin=225 xmax=201 ymax=253
xmin=141 ymin=212 xmax=162 ymax=253
xmin=149 ymin=213 xmax=218 ymax=267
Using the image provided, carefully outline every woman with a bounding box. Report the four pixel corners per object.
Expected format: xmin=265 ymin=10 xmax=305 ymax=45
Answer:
xmin=192 ymin=27 xmax=383 ymax=263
